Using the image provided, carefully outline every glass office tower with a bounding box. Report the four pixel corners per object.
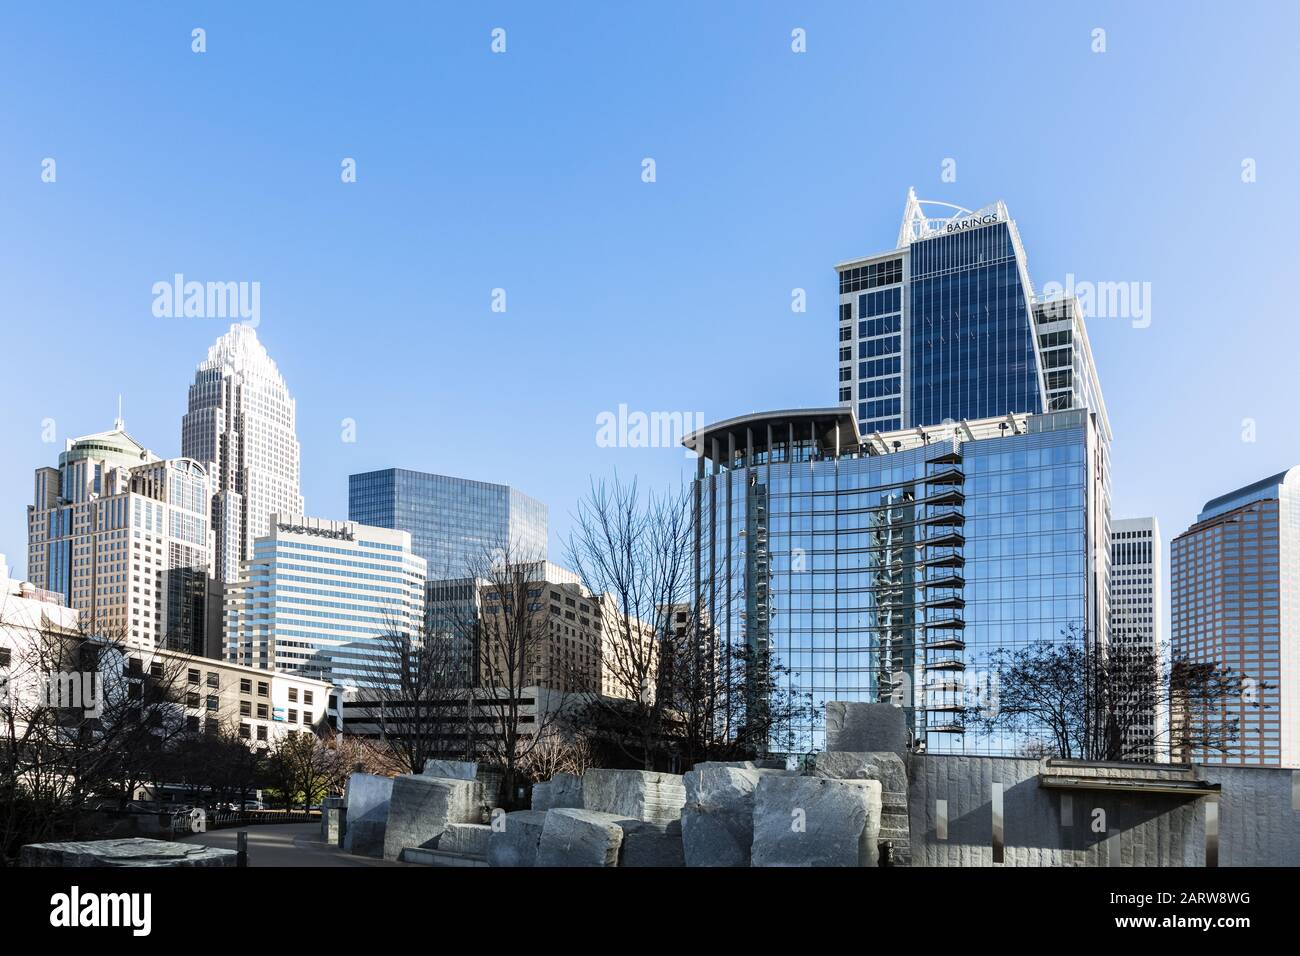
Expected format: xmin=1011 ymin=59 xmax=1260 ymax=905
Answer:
xmin=837 ymin=190 xmax=1108 ymax=439
xmin=1170 ymin=469 xmax=1300 ymax=767
xmin=685 ymin=406 xmax=1109 ymax=756
xmin=349 ymin=469 xmax=548 ymax=579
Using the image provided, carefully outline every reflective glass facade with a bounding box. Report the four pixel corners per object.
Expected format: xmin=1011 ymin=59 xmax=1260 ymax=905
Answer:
xmin=909 ymin=223 xmax=1042 ymax=426
xmin=348 ymin=468 xmax=548 ymax=579
xmin=838 ymin=205 xmax=1064 ymax=438
xmin=692 ymin=408 xmax=1107 ymax=756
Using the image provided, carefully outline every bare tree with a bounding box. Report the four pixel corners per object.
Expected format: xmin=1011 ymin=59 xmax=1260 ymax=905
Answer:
xmin=352 ymin=610 xmax=472 ymax=775
xmin=967 ymin=625 xmax=1257 ymax=762
xmin=518 ymin=725 xmax=595 ymax=782
xmin=566 ymin=475 xmax=693 ymax=770
xmin=452 ymin=543 xmax=574 ymax=808
xmin=0 ymin=619 xmax=190 ymax=864
xmin=319 ymin=730 xmax=403 ymax=795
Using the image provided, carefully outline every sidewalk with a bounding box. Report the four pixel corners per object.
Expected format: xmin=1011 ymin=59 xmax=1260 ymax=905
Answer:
xmin=178 ymin=822 xmax=414 ymax=867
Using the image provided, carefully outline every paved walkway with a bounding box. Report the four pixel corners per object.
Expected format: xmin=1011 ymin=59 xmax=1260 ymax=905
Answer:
xmin=178 ymin=821 xmax=413 ymax=867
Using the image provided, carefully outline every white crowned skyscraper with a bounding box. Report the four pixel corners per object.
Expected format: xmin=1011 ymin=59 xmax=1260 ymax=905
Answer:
xmin=181 ymin=325 xmax=302 ymax=653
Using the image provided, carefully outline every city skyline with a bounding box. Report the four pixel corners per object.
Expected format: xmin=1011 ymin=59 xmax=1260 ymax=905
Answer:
xmin=4 ymin=6 xmax=1298 ymax=642
xmin=5 ymin=2 xmax=1300 ymax=899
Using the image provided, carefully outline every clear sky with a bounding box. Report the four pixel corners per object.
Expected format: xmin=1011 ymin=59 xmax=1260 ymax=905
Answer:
xmin=2 ymin=3 xmax=1298 ymax=622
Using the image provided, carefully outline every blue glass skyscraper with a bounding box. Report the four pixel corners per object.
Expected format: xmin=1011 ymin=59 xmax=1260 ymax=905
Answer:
xmin=686 ymin=189 xmax=1115 ymax=757
xmin=348 ymin=469 xmax=548 ymax=579
xmin=684 ymin=408 xmax=1108 ymax=756
xmin=836 ymin=190 xmax=1100 ymax=437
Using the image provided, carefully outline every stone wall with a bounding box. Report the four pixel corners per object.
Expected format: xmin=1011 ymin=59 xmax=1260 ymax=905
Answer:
xmin=907 ymin=754 xmax=1300 ymax=867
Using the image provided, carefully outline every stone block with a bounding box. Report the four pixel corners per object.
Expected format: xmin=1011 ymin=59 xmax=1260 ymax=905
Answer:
xmin=422 ymin=759 xmax=478 ymax=781
xmin=680 ymin=763 xmax=779 ymax=867
xmin=383 ymin=774 xmax=483 ymax=862
xmin=582 ymin=769 xmax=686 ymax=824
xmin=343 ymin=772 xmax=394 ymax=857
xmin=824 ymin=701 xmax=908 ymax=758
xmin=682 ymin=806 xmax=752 ymax=867
xmin=437 ymin=822 xmax=492 ymax=859
xmin=532 ymin=772 xmax=584 ymax=811
xmin=321 ymin=805 xmax=347 ymax=846
xmin=811 ymin=751 xmax=910 ymax=865
xmin=751 ymin=776 xmax=882 ymax=867
xmin=21 ymin=838 xmax=237 ymax=867
xmin=536 ymin=808 xmax=626 ymax=867
xmin=617 ymin=819 xmax=685 ymax=867
xmin=487 ymin=810 xmax=548 ymax=867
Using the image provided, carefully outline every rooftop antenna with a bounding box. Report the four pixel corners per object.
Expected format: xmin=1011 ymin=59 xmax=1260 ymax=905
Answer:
xmin=114 ymin=394 xmax=125 ymax=431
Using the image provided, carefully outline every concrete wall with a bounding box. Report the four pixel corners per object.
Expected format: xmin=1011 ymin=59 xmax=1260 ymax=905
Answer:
xmin=908 ymin=754 xmax=1300 ymax=867
xmin=1215 ymin=765 xmax=1300 ymax=867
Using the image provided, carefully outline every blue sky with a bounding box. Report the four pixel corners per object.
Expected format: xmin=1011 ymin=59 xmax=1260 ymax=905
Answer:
xmin=2 ymin=2 xmax=1298 ymax=615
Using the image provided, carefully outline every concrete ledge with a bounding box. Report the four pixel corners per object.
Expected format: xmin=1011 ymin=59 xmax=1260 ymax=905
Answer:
xmin=22 ymin=838 xmax=238 ymax=867
xmin=402 ymin=847 xmax=490 ymax=867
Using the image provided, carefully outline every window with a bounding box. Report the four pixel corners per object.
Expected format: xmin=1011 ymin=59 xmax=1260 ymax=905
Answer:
xmin=288 ymin=688 xmax=298 ymax=703
xmin=186 ymin=692 xmax=200 ymax=708
xmin=303 ymin=691 xmax=314 ymax=706
xmin=257 ymin=703 xmax=268 ymax=719
xmin=187 ymin=668 xmax=200 ymax=685
xmin=0 ymin=648 xmax=10 ymax=667
xmin=206 ymin=672 xmax=219 ymax=689
xmin=256 ymin=725 xmax=268 ymax=742
xmin=240 ymin=678 xmax=252 ymax=694
xmin=206 ymin=695 xmax=218 ymax=711
xmin=239 ymin=723 xmax=251 ymax=740
xmin=240 ymin=700 xmax=252 ymax=716
xmin=257 ymin=682 xmax=269 ymax=697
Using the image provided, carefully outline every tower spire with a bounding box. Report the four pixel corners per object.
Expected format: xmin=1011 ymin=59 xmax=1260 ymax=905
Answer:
xmin=114 ymin=394 xmax=124 ymax=431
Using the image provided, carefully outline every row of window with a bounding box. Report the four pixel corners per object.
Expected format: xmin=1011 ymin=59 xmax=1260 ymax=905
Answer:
xmin=839 ymin=258 xmax=903 ymax=294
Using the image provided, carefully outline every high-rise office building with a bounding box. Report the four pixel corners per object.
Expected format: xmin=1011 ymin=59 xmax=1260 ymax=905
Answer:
xmin=181 ymin=324 xmax=303 ymax=586
xmin=684 ymin=406 xmax=1110 ymax=756
xmin=1110 ymin=516 xmax=1165 ymax=761
xmin=1171 ymin=470 xmax=1299 ymax=767
xmin=26 ymin=420 xmax=213 ymax=652
xmin=836 ymin=189 xmax=1107 ymax=440
xmin=348 ymin=469 xmax=548 ymax=578
xmin=224 ymin=515 xmax=426 ymax=686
